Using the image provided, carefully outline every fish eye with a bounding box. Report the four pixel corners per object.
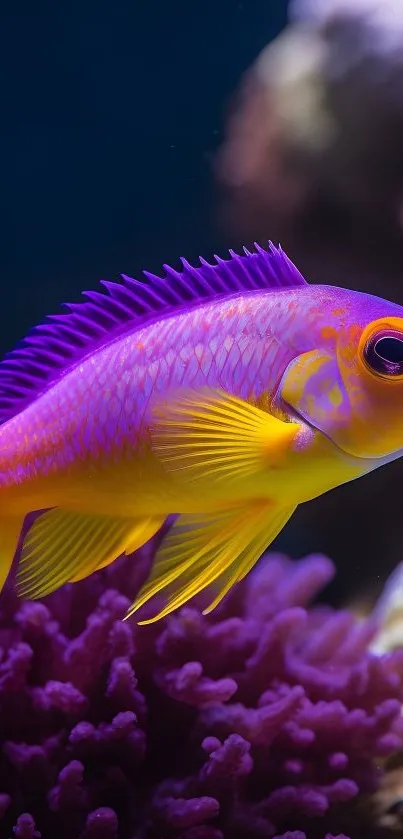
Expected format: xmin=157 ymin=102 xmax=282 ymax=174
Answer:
xmin=363 ymin=329 xmax=403 ymax=377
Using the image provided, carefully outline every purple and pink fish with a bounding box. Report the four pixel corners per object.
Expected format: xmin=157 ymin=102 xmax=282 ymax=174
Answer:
xmin=0 ymin=242 xmax=402 ymax=622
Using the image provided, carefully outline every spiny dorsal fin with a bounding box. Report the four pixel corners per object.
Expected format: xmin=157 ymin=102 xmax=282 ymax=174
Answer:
xmin=0 ymin=242 xmax=307 ymax=423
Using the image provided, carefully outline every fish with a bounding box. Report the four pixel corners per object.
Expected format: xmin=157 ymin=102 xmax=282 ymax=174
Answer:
xmin=1 ymin=242 xmax=403 ymax=624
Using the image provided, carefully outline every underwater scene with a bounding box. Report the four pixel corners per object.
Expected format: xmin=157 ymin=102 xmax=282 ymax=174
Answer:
xmin=4 ymin=0 xmax=403 ymax=837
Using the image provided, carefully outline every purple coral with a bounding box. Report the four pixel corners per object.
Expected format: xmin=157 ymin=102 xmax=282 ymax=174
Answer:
xmin=0 ymin=545 xmax=402 ymax=838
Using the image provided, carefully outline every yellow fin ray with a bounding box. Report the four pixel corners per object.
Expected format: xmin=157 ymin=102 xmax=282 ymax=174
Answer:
xmin=97 ymin=516 xmax=164 ymax=569
xmin=151 ymin=388 xmax=300 ymax=487
xmin=202 ymin=506 xmax=296 ymax=614
xmin=17 ymin=510 xmax=162 ymax=599
xmin=125 ymin=502 xmax=296 ymax=624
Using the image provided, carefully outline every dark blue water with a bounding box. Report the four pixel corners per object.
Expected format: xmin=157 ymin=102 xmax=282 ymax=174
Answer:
xmin=0 ymin=1 xmax=287 ymax=354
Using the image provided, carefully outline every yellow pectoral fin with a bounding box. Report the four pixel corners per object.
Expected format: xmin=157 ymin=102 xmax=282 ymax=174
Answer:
xmin=150 ymin=388 xmax=300 ymax=488
xmin=125 ymin=501 xmax=296 ymax=624
xmin=16 ymin=509 xmax=164 ymax=599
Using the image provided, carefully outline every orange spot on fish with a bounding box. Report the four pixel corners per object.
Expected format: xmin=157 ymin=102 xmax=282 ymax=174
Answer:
xmin=320 ymin=326 xmax=337 ymax=341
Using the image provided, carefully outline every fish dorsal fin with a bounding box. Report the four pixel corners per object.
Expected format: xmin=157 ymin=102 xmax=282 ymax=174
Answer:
xmin=0 ymin=242 xmax=307 ymax=423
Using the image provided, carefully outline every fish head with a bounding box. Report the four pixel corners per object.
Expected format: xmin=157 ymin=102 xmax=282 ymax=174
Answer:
xmin=278 ymin=290 xmax=403 ymax=459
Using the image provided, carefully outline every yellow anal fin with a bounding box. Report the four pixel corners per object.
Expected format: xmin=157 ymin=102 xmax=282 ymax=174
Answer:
xmin=0 ymin=515 xmax=24 ymax=592
xmin=151 ymin=388 xmax=300 ymax=488
xmin=93 ymin=516 xmax=164 ymax=573
xmin=16 ymin=510 xmax=163 ymax=599
xmin=125 ymin=501 xmax=296 ymax=624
